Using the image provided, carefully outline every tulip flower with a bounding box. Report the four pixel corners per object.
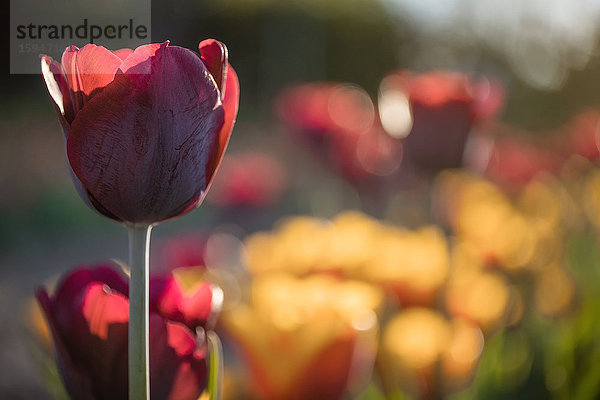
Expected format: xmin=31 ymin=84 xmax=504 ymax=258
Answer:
xmin=363 ymin=225 xmax=450 ymax=306
xmin=276 ymin=83 xmax=375 ymax=141
xmin=445 ymin=266 xmax=512 ymax=332
xmin=221 ymin=274 xmax=382 ymax=400
xmin=379 ymin=71 xmax=503 ymax=175
xmin=381 ymin=308 xmax=484 ymax=399
xmin=41 ymin=39 xmax=238 ymax=398
xmin=243 ymin=212 xmax=449 ymax=305
xmin=276 ymin=83 xmax=402 ymax=185
xmin=40 ymin=39 xmax=239 ymax=224
xmin=36 ymin=264 xmax=215 ymax=400
xmin=433 ymin=171 xmax=545 ymax=271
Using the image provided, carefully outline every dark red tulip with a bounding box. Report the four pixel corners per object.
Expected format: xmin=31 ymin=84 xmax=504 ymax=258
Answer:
xmin=381 ymin=71 xmax=503 ymax=174
xmin=36 ymin=264 xmax=213 ymax=400
xmin=41 ymin=39 xmax=239 ymax=224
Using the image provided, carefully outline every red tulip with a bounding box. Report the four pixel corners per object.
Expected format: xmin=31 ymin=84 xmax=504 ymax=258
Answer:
xmin=40 ymin=39 xmax=239 ymax=224
xmin=36 ymin=264 xmax=214 ymax=400
xmin=381 ymin=71 xmax=503 ymax=174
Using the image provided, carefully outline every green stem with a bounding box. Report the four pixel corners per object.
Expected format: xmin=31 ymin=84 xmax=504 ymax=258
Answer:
xmin=128 ymin=225 xmax=152 ymax=400
xmin=207 ymin=330 xmax=224 ymax=400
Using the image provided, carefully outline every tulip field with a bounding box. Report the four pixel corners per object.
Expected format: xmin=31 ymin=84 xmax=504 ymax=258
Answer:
xmin=2 ymin=1 xmax=600 ymax=399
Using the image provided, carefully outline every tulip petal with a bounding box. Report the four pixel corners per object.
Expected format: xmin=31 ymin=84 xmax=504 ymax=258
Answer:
xmin=206 ymin=65 xmax=239 ymax=191
xmin=52 ymin=265 xmax=129 ymax=335
xmin=199 ymin=39 xmax=227 ymax=97
xmin=113 ymin=48 xmax=134 ymax=61
xmin=118 ymin=42 xmax=166 ymax=74
xmin=53 ymin=266 xmax=129 ymax=313
xmin=61 ymin=46 xmax=83 ymax=111
xmin=36 ymin=289 xmax=96 ymax=400
xmin=150 ymin=275 xmax=213 ymax=330
xmin=473 ymin=79 xmax=505 ymax=121
xmin=290 ymin=332 xmax=356 ymax=400
xmin=150 ymin=316 xmax=207 ymax=400
xmin=41 ymin=55 xmax=75 ymax=132
xmin=38 ymin=267 xmax=131 ymax=400
xmin=39 ymin=51 xmax=113 ymax=216
xmin=62 ymin=45 xmax=123 ymax=111
xmin=51 ymin=267 xmax=130 ymax=400
xmin=67 ymin=44 xmax=225 ymax=223
xmin=66 ymin=164 xmax=121 ymax=222
xmin=78 ymin=283 xmax=129 ymax=399
xmin=82 ymin=284 xmax=129 ymax=340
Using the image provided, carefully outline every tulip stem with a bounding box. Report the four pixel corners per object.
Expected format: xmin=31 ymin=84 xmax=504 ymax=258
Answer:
xmin=128 ymin=224 xmax=152 ymax=400
xmin=207 ymin=330 xmax=224 ymax=400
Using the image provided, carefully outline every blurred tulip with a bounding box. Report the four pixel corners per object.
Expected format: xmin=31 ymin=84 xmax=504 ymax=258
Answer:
xmin=484 ymin=134 xmax=563 ymax=193
xmin=327 ymin=211 xmax=384 ymax=275
xmin=247 ymin=213 xmax=377 ymax=278
xmin=276 ymin=83 xmax=402 ymax=185
xmin=243 ymin=216 xmax=334 ymax=277
xmin=518 ymin=177 xmax=573 ymax=266
xmin=329 ymin=126 xmax=403 ymax=181
xmin=558 ymin=109 xmax=600 ymax=161
xmin=434 ymin=172 xmax=538 ymax=271
xmin=381 ymin=308 xmax=484 ymax=399
xmin=208 ymin=151 xmax=287 ymax=207
xmin=445 ymin=265 xmax=511 ymax=332
xmin=364 ymin=225 xmax=449 ymax=306
xmin=380 ymin=71 xmax=503 ymax=174
xmin=41 ymin=39 xmax=239 ymax=224
xmin=276 ymin=83 xmax=375 ymax=141
xmin=36 ymin=264 xmax=215 ymax=400
xmin=243 ymin=211 xmax=449 ymax=306
xmin=221 ymin=274 xmax=382 ymax=400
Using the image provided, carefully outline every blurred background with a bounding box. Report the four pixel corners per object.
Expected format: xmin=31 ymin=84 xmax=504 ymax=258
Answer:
xmin=2 ymin=0 xmax=600 ymax=398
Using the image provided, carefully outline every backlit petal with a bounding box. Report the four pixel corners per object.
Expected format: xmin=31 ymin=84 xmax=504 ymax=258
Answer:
xmin=199 ymin=39 xmax=228 ymax=97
